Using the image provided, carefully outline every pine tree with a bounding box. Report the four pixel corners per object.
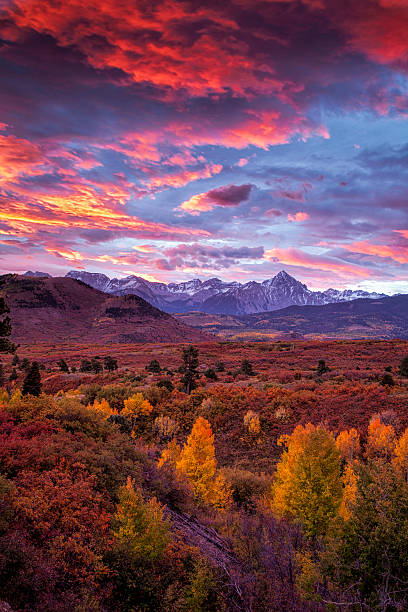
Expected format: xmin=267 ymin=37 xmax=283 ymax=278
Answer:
xmin=240 ymin=359 xmax=254 ymax=376
xmin=180 ymin=346 xmax=199 ymax=394
xmin=146 ymin=359 xmax=161 ymax=374
xmin=104 ymin=356 xmax=118 ymax=371
xmin=22 ymin=361 xmax=42 ymax=396
xmin=80 ymin=358 xmax=92 ymax=372
xmin=0 ymin=360 xmax=4 ymax=387
xmin=317 ymin=359 xmax=329 ymax=375
xmin=57 ymin=358 xmax=69 ymax=373
xmin=90 ymin=357 xmax=103 ymax=373
xmin=399 ymin=356 xmax=408 ymax=377
xmin=20 ymin=358 xmax=30 ymax=372
xmin=0 ymin=297 xmax=16 ymax=354
xmin=12 ymin=354 xmax=19 ymax=366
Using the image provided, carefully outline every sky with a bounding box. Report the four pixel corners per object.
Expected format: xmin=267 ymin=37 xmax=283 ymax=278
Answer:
xmin=0 ymin=0 xmax=408 ymax=292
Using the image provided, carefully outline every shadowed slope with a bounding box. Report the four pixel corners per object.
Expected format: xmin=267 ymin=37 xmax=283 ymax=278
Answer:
xmin=0 ymin=275 xmax=210 ymax=344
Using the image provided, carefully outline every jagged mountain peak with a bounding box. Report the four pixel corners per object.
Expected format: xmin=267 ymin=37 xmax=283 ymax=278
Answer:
xmin=64 ymin=269 xmax=389 ymax=315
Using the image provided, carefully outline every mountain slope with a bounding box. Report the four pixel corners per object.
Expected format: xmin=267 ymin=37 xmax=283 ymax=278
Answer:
xmin=176 ymin=294 xmax=408 ymax=340
xmin=65 ymin=269 xmax=387 ymax=315
xmin=0 ymin=275 xmax=210 ymax=344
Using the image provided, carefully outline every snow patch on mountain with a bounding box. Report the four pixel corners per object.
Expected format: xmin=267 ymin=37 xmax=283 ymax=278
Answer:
xmin=64 ymin=270 xmax=389 ymax=315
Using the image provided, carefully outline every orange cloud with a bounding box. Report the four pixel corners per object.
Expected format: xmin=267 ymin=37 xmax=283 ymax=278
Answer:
xmin=287 ymin=211 xmax=309 ymax=222
xmin=0 ymin=134 xmax=49 ymax=182
xmin=264 ymin=247 xmax=371 ymax=277
xmin=341 ymin=240 xmax=408 ymax=264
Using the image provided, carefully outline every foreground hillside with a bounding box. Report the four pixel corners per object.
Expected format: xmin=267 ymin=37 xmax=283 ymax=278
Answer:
xmin=176 ymin=294 xmax=408 ymax=340
xmin=0 ymin=275 xmax=209 ymax=344
xmin=1 ymin=338 xmax=408 ymax=611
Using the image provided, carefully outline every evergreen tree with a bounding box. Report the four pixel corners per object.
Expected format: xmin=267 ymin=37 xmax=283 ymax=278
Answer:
xmin=381 ymin=372 xmax=394 ymax=386
xmin=204 ymin=368 xmax=217 ymax=380
xmin=12 ymin=354 xmax=19 ymax=366
xmin=0 ymin=360 xmax=4 ymax=387
xmin=104 ymin=356 xmax=118 ymax=372
xmin=57 ymin=358 xmax=69 ymax=373
xmin=20 ymin=358 xmax=30 ymax=372
xmin=9 ymin=368 xmax=18 ymax=382
xmin=180 ymin=346 xmax=199 ymax=394
xmin=0 ymin=298 xmax=16 ymax=353
xmin=80 ymin=358 xmax=92 ymax=372
xmin=317 ymin=359 xmax=329 ymax=375
xmin=90 ymin=358 xmax=103 ymax=374
xmin=240 ymin=359 xmax=254 ymax=376
xmin=22 ymin=361 xmax=42 ymax=396
xmin=146 ymin=359 xmax=161 ymax=374
xmin=399 ymin=355 xmax=408 ymax=377
xmin=215 ymin=361 xmax=225 ymax=372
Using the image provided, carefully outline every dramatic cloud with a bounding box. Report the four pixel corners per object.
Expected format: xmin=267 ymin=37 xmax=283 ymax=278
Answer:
xmin=178 ymin=184 xmax=253 ymax=215
xmin=0 ymin=0 xmax=407 ymax=290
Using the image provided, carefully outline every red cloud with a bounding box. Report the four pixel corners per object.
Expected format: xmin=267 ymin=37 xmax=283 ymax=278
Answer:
xmin=341 ymin=1 xmax=408 ymax=67
xmin=0 ymin=133 xmax=48 ymax=181
xmin=1 ymin=0 xmax=280 ymax=97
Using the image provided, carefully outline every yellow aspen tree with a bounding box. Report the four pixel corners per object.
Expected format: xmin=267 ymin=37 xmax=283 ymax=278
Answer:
xmin=87 ymin=397 xmax=116 ymax=418
xmin=210 ymin=473 xmax=233 ymax=509
xmin=393 ymin=428 xmax=408 ymax=483
xmin=122 ymin=392 xmax=153 ymax=429
xmin=243 ymin=410 xmax=261 ymax=435
xmin=338 ymin=463 xmax=358 ymax=521
xmin=158 ymin=440 xmax=182 ymax=470
xmin=176 ymin=416 xmax=231 ymax=508
xmin=270 ymin=423 xmax=343 ymax=538
xmin=336 ymin=428 xmax=361 ymax=462
xmin=177 ymin=416 xmax=217 ymax=505
xmin=366 ymin=417 xmax=395 ymax=459
xmin=0 ymin=389 xmax=9 ymax=407
xmin=9 ymin=389 xmax=22 ymax=407
xmin=113 ymin=477 xmax=171 ymax=563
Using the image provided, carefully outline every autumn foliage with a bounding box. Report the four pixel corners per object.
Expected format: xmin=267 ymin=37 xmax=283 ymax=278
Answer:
xmin=1 ymin=337 xmax=408 ymax=610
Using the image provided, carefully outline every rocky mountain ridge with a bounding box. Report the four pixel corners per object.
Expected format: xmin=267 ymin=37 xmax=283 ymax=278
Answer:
xmin=63 ymin=269 xmax=388 ymax=315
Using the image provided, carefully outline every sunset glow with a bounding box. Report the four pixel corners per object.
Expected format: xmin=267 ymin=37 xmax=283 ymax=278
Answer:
xmin=1 ymin=0 xmax=407 ymax=292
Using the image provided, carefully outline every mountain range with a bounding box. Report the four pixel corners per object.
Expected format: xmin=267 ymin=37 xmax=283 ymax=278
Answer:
xmin=1 ymin=275 xmax=209 ymax=344
xmin=176 ymin=294 xmax=408 ymax=340
xmin=64 ymin=269 xmax=388 ymax=315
